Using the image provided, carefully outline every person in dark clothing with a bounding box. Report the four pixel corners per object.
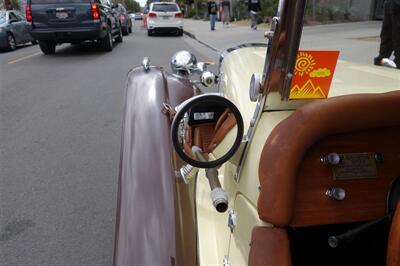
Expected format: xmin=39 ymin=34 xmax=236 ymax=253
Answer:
xmin=248 ymin=0 xmax=261 ymax=30
xmin=221 ymin=0 xmax=231 ymax=26
xmin=374 ymin=0 xmax=400 ymax=69
xmin=208 ymin=0 xmax=218 ymax=31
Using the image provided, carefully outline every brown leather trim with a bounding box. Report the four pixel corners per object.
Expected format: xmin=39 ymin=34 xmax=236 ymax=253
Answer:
xmin=258 ymin=91 xmax=400 ymax=225
xmin=387 ymin=201 xmax=400 ymax=266
xmin=248 ymin=227 xmax=292 ymax=266
xmin=290 ymin=126 xmax=400 ymax=227
xmin=207 ymin=110 xmax=237 ymax=153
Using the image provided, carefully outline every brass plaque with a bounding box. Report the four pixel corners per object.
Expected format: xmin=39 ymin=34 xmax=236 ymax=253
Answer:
xmin=333 ymin=153 xmax=377 ymax=180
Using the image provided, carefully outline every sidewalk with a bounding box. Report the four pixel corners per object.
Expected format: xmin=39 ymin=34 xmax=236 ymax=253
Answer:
xmin=183 ymin=19 xmax=267 ymax=52
xmin=183 ymin=19 xmax=383 ymax=65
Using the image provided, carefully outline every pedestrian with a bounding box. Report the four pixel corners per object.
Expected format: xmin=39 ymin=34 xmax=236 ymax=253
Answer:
xmin=248 ymin=0 xmax=261 ymax=30
xmin=221 ymin=0 xmax=231 ymax=26
xmin=374 ymin=0 xmax=400 ymax=69
xmin=208 ymin=0 xmax=218 ymax=31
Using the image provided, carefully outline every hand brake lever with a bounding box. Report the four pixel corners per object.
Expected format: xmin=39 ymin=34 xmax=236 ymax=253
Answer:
xmin=328 ymin=214 xmax=391 ymax=248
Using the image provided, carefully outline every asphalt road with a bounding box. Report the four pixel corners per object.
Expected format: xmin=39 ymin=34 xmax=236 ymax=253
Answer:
xmin=0 ymin=24 xmax=217 ymax=266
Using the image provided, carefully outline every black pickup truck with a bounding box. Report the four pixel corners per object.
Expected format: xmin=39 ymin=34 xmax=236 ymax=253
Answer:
xmin=27 ymin=0 xmax=123 ymax=54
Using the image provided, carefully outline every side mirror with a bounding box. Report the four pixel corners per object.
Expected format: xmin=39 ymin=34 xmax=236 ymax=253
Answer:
xmin=171 ymin=94 xmax=244 ymax=168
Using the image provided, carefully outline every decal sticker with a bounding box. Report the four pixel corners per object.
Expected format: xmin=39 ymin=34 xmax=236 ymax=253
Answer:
xmin=290 ymin=51 xmax=340 ymax=100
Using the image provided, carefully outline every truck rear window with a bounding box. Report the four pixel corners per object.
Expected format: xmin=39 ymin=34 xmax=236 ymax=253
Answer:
xmin=152 ymin=4 xmax=179 ymax=12
xmin=31 ymin=0 xmax=90 ymax=4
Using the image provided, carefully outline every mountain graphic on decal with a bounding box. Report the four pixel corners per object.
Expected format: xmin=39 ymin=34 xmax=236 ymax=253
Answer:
xmin=290 ymin=80 xmax=326 ymax=99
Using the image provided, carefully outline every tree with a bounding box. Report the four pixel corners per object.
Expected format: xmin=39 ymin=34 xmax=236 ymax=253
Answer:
xmin=4 ymin=0 xmax=12 ymax=10
xmin=113 ymin=0 xmax=141 ymax=12
xmin=124 ymin=0 xmax=141 ymax=12
xmin=10 ymin=0 xmax=20 ymax=10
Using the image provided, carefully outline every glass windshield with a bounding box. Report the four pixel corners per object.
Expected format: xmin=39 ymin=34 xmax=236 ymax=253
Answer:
xmin=152 ymin=4 xmax=178 ymax=12
xmin=0 ymin=11 xmax=6 ymax=24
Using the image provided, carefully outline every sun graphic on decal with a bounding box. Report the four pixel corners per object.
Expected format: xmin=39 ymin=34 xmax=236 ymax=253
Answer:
xmin=295 ymin=52 xmax=316 ymax=77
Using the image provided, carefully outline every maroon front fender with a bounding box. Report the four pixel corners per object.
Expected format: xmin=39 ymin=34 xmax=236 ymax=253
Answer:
xmin=113 ymin=67 xmax=195 ymax=266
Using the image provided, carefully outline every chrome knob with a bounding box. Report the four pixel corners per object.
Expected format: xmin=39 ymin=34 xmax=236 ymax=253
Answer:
xmin=321 ymin=153 xmax=341 ymax=165
xmin=326 ymin=187 xmax=346 ymax=201
xmin=200 ymin=71 xmax=216 ymax=87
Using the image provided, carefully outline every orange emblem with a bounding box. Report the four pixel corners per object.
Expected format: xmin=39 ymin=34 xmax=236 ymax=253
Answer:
xmin=290 ymin=51 xmax=340 ymax=100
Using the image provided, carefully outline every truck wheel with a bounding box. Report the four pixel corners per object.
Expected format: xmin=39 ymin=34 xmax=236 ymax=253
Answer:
xmin=147 ymin=29 xmax=152 ymax=36
xmin=7 ymin=33 xmax=17 ymax=51
xmin=177 ymin=29 xmax=183 ymax=36
xmin=115 ymin=25 xmax=123 ymax=43
xmin=101 ymin=27 xmax=113 ymax=52
xmin=38 ymin=41 xmax=56 ymax=54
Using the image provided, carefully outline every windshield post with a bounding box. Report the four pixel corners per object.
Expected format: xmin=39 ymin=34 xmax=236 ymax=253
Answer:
xmin=262 ymin=0 xmax=307 ymax=101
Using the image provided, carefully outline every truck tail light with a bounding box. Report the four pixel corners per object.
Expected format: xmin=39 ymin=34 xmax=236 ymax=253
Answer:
xmin=26 ymin=5 xmax=32 ymax=22
xmin=91 ymin=3 xmax=100 ymax=20
xmin=175 ymin=12 xmax=182 ymax=18
xmin=148 ymin=12 xmax=156 ymax=18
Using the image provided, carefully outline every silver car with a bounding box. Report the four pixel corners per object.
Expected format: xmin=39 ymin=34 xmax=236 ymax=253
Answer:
xmin=0 ymin=10 xmax=36 ymax=51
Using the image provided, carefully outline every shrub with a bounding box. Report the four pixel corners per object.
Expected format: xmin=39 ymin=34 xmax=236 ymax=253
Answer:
xmin=325 ymin=5 xmax=340 ymax=20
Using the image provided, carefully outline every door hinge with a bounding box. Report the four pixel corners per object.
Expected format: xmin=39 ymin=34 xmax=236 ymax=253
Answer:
xmin=223 ymin=256 xmax=230 ymax=266
xmin=228 ymin=209 xmax=237 ymax=233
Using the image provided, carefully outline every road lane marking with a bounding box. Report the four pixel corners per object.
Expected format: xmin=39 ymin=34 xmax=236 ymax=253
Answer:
xmin=8 ymin=52 xmax=41 ymax=64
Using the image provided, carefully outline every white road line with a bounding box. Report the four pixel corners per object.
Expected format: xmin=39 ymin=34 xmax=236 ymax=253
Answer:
xmin=8 ymin=52 xmax=41 ymax=64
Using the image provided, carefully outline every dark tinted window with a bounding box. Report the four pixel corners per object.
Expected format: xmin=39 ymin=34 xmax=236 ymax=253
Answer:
xmin=152 ymin=4 xmax=179 ymax=12
xmin=31 ymin=0 xmax=90 ymax=4
xmin=15 ymin=11 xmax=27 ymax=20
xmin=9 ymin=12 xmax=20 ymax=21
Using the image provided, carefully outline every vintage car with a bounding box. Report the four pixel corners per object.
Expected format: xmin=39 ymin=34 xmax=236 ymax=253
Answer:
xmin=113 ymin=0 xmax=400 ymax=265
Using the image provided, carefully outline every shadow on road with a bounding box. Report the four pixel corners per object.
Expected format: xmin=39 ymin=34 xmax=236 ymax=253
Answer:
xmin=53 ymin=41 xmax=123 ymax=57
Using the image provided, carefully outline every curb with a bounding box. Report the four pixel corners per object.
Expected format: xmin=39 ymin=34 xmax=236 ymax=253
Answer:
xmin=183 ymin=30 xmax=196 ymax=39
xmin=183 ymin=29 xmax=221 ymax=53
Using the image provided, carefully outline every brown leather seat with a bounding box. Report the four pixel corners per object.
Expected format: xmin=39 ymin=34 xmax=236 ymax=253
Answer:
xmin=258 ymin=91 xmax=400 ymax=226
xmin=248 ymin=227 xmax=291 ymax=266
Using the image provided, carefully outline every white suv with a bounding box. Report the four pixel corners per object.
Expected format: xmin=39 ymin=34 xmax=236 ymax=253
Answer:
xmin=147 ymin=2 xmax=183 ymax=36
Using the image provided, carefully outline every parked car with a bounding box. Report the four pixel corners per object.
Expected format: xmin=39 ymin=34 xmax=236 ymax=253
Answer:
xmin=113 ymin=0 xmax=400 ymax=265
xmin=113 ymin=3 xmax=131 ymax=35
xmin=27 ymin=0 xmax=123 ymax=54
xmin=147 ymin=2 xmax=183 ymax=36
xmin=133 ymin=12 xmax=142 ymax=20
xmin=0 ymin=10 xmax=36 ymax=51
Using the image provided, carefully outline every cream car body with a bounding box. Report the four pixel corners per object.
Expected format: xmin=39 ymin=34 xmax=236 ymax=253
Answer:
xmin=194 ymin=46 xmax=400 ymax=265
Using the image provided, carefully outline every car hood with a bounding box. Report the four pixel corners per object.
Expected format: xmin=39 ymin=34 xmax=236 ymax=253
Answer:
xmin=329 ymin=60 xmax=400 ymax=97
